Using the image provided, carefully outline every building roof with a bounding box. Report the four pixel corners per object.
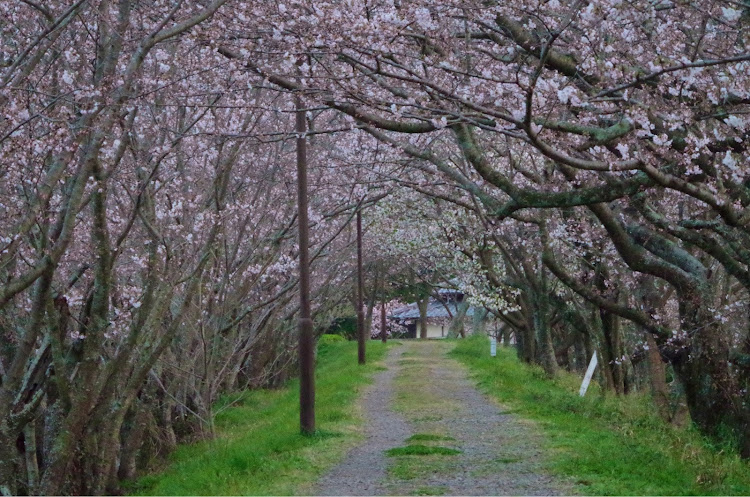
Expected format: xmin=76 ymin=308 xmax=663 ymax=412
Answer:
xmin=390 ymin=300 xmax=475 ymax=320
xmin=436 ymin=287 xmax=461 ymax=295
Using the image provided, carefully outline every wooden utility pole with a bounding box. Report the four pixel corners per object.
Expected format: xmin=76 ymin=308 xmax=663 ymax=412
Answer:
xmin=296 ymin=89 xmax=315 ymax=434
xmin=357 ymin=210 xmax=366 ymax=365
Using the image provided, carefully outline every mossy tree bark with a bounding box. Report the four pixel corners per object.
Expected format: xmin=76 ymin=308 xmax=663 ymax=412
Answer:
xmin=449 ymin=299 xmax=470 ymax=338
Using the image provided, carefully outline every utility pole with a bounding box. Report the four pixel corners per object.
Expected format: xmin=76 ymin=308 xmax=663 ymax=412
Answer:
xmin=296 ymin=88 xmax=315 ymax=435
xmin=357 ymin=210 xmax=366 ymax=365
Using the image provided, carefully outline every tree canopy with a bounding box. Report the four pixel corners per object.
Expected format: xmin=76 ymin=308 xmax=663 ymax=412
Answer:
xmin=1 ymin=0 xmax=749 ymax=494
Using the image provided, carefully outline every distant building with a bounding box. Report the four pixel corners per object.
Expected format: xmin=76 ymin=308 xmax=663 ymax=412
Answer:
xmin=389 ymin=289 xmax=477 ymax=339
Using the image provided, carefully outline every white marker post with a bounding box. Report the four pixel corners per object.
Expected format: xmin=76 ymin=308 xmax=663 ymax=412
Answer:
xmin=490 ymin=336 xmax=497 ymax=357
xmin=579 ymin=351 xmax=598 ymax=397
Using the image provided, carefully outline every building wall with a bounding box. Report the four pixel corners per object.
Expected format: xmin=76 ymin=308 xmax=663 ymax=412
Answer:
xmin=425 ymin=323 xmax=446 ymax=338
xmin=405 ymin=319 xmax=481 ymax=339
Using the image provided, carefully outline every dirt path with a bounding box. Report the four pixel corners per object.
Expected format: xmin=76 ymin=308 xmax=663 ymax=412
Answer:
xmin=314 ymin=344 xmax=411 ymax=496
xmin=314 ymin=341 xmax=570 ymax=496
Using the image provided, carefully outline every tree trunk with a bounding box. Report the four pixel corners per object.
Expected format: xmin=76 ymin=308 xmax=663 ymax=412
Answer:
xmin=117 ymin=405 xmax=151 ymax=482
xmin=532 ymin=290 xmax=556 ymax=377
xmin=502 ymin=327 xmax=512 ymax=347
xmin=518 ymin=296 xmax=536 ymax=363
xmin=23 ymin=423 xmax=39 ymax=494
xmin=672 ymin=298 xmax=748 ymax=453
xmin=573 ymin=328 xmax=588 ymax=373
xmin=601 ymin=310 xmax=625 ymax=394
xmin=471 ymin=307 xmax=488 ymax=335
xmin=449 ymin=299 xmax=469 ymax=338
xmin=417 ymin=298 xmax=428 ymax=339
xmin=0 ymin=427 xmax=17 ymax=496
xmin=381 ymin=300 xmax=387 ymax=343
xmin=364 ymin=273 xmax=377 ymax=340
xmin=517 ymin=324 xmax=535 ymax=363
xmin=645 ymin=333 xmax=670 ymax=422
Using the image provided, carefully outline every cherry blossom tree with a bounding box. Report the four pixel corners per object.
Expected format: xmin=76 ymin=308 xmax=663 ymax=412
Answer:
xmin=0 ymin=2 xmax=384 ymax=493
xmin=3 ymin=1 xmax=750 ymax=494
xmin=217 ymin=0 xmax=750 ymax=454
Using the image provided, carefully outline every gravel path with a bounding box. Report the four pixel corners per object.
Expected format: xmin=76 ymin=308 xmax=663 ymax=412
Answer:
xmin=314 ymin=345 xmax=412 ymax=496
xmin=314 ymin=341 xmax=570 ymax=496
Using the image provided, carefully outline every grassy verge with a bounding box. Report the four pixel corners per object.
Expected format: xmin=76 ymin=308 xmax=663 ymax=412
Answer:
xmin=128 ymin=340 xmax=387 ymax=495
xmin=452 ymin=335 xmax=750 ymax=496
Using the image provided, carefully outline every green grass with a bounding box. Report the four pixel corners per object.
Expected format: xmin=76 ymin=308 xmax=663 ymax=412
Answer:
xmin=452 ymin=335 xmax=750 ymax=495
xmin=388 ymin=455 xmax=457 ymax=481
xmin=411 ymin=485 xmax=447 ymax=495
xmin=128 ymin=340 xmax=388 ymax=495
xmin=406 ymin=433 xmax=456 ymax=443
xmin=386 ymin=445 xmax=462 ymax=456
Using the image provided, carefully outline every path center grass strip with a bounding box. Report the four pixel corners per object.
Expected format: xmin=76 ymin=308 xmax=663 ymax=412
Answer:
xmin=129 ymin=340 xmax=387 ymax=496
xmin=452 ymin=335 xmax=750 ymax=496
xmin=386 ymin=445 xmax=462 ymax=456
